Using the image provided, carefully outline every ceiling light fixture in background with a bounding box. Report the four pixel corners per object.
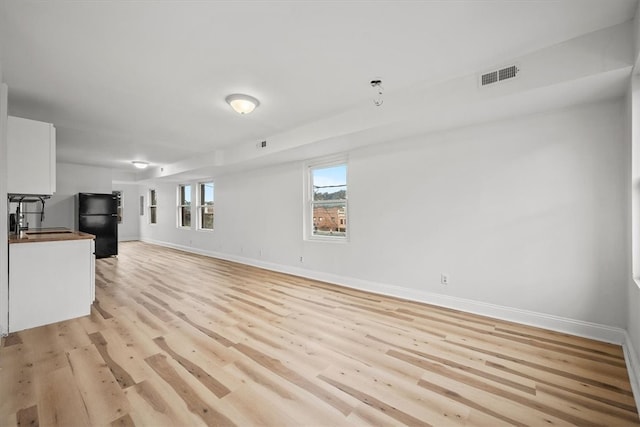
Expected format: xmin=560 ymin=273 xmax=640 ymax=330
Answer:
xmin=226 ymin=94 xmax=260 ymax=114
xmin=132 ymin=161 xmax=149 ymax=169
xmin=370 ymin=79 xmax=384 ymax=106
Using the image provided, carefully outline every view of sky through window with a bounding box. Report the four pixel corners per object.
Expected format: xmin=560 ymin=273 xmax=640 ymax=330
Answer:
xmin=181 ymin=185 xmax=191 ymax=204
xmin=202 ymin=183 xmax=214 ymax=203
xmin=313 ymin=164 xmax=346 ymax=199
xmin=311 ymin=163 xmax=347 ymax=238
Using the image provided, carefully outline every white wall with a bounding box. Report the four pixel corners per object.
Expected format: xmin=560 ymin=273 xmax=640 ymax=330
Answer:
xmin=627 ymin=75 xmax=640 ymax=392
xmin=43 ymin=163 xmax=142 ymax=241
xmin=0 ymin=64 xmax=8 ymax=336
xmin=140 ymin=99 xmax=628 ymax=329
xmin=621 ymin=9 xmax=640 ymax=402
xmin=113 ymin=183 xmax=141 ymax=241
xmin=44 ymin=163 xmax=113 ymax=230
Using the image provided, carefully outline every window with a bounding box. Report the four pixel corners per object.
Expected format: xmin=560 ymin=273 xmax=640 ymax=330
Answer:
xmin=198 ymin=182 xmax=214 ymax=230
xmin=149 ymin=189 xmax=157 ymax=224
xmin=112 ymin=190 xmax=122 ymax=224
xmin=178 ymin=184 xmax=191 ymax=228
xmin=307 ymin=162 xmax=347 ymax=239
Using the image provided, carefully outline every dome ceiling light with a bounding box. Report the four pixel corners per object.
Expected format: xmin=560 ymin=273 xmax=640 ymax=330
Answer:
xmin=132 ymin=161 xmax=149 ymax=169
xmin=225 ymin=94 xmax=260 ymax=115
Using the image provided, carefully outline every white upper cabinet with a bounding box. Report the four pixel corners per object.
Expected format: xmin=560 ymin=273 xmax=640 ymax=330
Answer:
xmin=7 ymin=116 xmax=56 ymax=195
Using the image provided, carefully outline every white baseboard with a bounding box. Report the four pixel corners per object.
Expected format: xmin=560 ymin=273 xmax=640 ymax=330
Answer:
xmin=624 ymin=333 xmax=640 ymax=412
xmin=139 ymin=237 xmax=627 ymax=345
xmin=118 ymin=236 xmax=139 ymax=242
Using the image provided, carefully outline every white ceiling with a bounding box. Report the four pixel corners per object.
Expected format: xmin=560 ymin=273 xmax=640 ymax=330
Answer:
xmin=0 ymin=0 xmax=637 ymax=175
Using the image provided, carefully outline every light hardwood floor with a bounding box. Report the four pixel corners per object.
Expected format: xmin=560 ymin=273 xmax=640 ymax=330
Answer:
xmin=1 ymin=241 xmax=638 ymax=426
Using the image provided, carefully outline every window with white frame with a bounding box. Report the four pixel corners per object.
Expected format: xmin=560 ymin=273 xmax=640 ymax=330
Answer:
xmin=149 ymin=189 xmax=157 ymax=224
xmin=178 ymin=184 xmax=192 ymax=228
xmin=198 ymin=182 xmax=214 ymax=230
xmin=307 ymin=161 xmax=347 ymax=239
xmin=112 ymin=190 xmax=123 ymax=224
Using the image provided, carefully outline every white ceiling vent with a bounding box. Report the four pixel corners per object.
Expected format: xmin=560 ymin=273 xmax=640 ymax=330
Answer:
xmin=479 ymin=65 xmax=519 ymax=87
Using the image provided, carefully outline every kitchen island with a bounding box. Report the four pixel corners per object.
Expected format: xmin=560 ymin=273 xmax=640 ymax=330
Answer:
xmin=8 ymin=228 xmax=95 ymax=332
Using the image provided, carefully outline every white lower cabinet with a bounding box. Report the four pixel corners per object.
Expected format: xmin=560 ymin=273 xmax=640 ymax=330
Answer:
xmin=9 ymin=239 xmax=95 ymax=332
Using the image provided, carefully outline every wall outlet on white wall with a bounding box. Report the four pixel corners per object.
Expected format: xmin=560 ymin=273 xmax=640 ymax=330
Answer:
xmin=299 ymin=256 xmax=304 ymax=263
xmin=441 ymin=273 xmax=449 ymax=285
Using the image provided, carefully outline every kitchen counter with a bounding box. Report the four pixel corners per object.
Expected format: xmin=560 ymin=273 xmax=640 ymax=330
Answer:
xmin=9 ymin=229 xmax=96 ymax=332
xmin=9 ymin=227 xmax=95 ymax=244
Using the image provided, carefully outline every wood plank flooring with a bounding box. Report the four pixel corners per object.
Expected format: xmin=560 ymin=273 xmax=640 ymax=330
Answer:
xmin=1 ymin=241 xmax=638 ymax=426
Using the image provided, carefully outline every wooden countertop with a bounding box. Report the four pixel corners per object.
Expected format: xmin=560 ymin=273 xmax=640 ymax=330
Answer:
xmin=9 ymin=228 xmax=95 ymax=244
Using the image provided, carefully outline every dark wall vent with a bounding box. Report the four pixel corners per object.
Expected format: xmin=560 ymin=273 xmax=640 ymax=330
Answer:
xmin=481 ymin=71 xmax=498 ymax=86
xmin=480 ymin=65 xmax=520 ymax=87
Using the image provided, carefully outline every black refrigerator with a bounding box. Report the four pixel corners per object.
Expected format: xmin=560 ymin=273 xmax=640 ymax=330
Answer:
xmin=78 ymin=193 xmax=118 ymax=258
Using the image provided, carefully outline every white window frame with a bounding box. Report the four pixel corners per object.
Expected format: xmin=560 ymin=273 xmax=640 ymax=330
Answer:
xmin=112 ymin=190 xmax=123 ymax=224
xmin=149 ymin=189 xmax=157 ymax=225
xmin=304 ymin=156 xmax=348 ymax=242
xmin=197 ymin=181 xmax=214 ymax=231
xmin=177 ymin=184 xmax=192 ymax=229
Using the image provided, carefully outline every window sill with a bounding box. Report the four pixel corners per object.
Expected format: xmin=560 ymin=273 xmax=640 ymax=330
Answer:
xmin=305 ymin=236 xmax=349 ymax=244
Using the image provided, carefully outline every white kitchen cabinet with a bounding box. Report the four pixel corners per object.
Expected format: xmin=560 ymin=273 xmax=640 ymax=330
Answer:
xmin=9 ymin=238 xmax=94 ymax=332
xmin=7 ymin=115 xmax=56 ymax=195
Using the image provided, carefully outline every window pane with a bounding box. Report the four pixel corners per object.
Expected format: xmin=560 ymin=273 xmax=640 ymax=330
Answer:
xmin=150 ymin=190 xmax=157 ymax=205
xmin=312 ymin=164 xmax=346 ymax=201
xmin=181 ymin=206 xmax=191 ymax=227
xmin=112 ymin=191 xmax=122 ymax=224
xmin=201 ymin=205 xmax=214 ymax=230
xmin=309 ymin=163 xmax=347 ymax=239
xmin=150 ymin=206 xmax=157 ymax=224
xmin=180 ymin=185 xmax=191 ymax=205
xmin=198 ymin=182 xmax=214 ymax=230
xmin=312 ymin=200 xmax=346 ymax=237
xmin=200 ymin=182 xmax=214 ymax=204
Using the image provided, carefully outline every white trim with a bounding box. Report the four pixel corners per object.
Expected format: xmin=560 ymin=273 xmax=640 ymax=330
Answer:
xmin=624 ymin=332 xmax=640 ymax=412
xmin=177 ymin=183 xmax=192 ymax=229
xmin=305 ymin=159 xmax=349 ymax=242
xmin=112 ymin=190 xmax=123 ymax=224
xmin=148 ymin=189 xmax=158 ymax=224
xmin=140 ymin=237 xmax=626 ymax=345
xmin=304 ymin=153 xmax=349 ymax=169
xmin=197 ymin=181 xmax=214 ymax=231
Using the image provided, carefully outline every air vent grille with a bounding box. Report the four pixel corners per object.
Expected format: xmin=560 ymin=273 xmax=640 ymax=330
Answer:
xmin=498 ymin=65 xmax=518 ymax=81
xmin=481 ymin=71 xmax=498 ymax=86
xmin=480 ymin=64 xmax=519 ymax=87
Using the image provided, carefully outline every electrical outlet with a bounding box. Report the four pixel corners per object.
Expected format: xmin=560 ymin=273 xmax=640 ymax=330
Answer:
xmin=299 ymin=256 xmax=304 ymax=263
xmin=440 ymin=273 xmax=449 ymax=285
